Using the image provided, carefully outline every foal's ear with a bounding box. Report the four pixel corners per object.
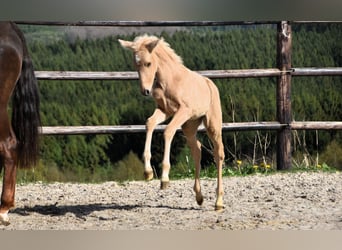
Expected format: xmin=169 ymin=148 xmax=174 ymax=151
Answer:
xmin=145 ymin=39 xmax=160 ymax=53
xmin=118 ymin=39 xmax=134 ymax=50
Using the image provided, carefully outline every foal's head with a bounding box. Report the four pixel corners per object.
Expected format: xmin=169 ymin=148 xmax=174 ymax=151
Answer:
xmin=119 ymin=35 xmax=160 ymax=96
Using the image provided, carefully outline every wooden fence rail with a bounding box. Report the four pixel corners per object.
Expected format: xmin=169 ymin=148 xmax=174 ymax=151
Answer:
xmin=42 ymin=122 xmax=287 ymax=135
xmin=16 ymin=21 xmax=279 ymax=26
xmin=41 ymin=122 xmax=342 ymax=135
xmin=15 ymin=20 xmax=342 ymax=27
xmin=35 ymin=68 xmax=342 ymax=80
xmin=18 ymin=20 xmax=342 ymax=170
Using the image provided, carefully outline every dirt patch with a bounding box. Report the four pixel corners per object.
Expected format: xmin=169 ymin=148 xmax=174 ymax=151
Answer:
xmin=2 ymin=172 xmax=342 ymax=230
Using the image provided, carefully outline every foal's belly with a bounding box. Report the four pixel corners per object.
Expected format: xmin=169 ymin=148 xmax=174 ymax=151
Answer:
xmin=152 ymin=86 xmax=209 ymax=118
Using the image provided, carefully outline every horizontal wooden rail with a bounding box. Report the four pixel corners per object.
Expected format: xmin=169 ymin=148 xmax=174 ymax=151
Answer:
xmin=292 ymin=21 xmax=342 ymax=24
xmin=291 ymin=121 xmax=342 ymax=130
xmin=35 ymin=69 xmax=283 ymax=80
xmin=15 ymin=21 xmax=342 ymax=27
xmin=35 ymin=68 xmax=342 ymax=81
xmin=40 ymin=121 xmax=342 ymax=135
xmin=16 ymin=21 xmax=278 ymax=27
xmin=35 ymin=71 xmax=139 ymax=80
xmin=41 ymin=122 xmax=286 ymax=135
xmin=198 ymin=69 xmax=283 ymax=78
xmin=292 ymin=68 xmax=342 ymax=76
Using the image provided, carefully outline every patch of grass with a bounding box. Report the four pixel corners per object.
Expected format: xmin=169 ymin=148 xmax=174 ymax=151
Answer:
xmin=12 ymin=152 xmax=339 ymax=184
xmin=170 ymin=158 xmax=338 ymax=181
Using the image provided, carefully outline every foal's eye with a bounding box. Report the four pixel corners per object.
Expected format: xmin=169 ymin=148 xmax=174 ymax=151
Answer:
xmin=144 ymin=62 xmax=151 ymax=67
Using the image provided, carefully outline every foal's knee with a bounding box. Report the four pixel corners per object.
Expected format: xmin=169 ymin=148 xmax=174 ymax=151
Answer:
xmin=146 ymin=117 xmax=155 ymax=131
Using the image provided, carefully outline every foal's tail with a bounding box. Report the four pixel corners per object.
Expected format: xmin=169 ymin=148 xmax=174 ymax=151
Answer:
xmin=11 ymin=22 xmax=41 ymax=168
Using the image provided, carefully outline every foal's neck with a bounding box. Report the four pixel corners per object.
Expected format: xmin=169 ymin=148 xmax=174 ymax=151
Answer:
xmin=156 ymin=60 xmax=187 ymax=87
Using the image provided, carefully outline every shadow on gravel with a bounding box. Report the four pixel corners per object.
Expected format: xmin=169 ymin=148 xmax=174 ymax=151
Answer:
xmin=12 ymin=203 xmax=201 ymax=220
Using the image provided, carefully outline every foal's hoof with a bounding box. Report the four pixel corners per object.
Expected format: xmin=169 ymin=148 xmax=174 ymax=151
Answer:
xmin=0 ymin=212 xmax=10 ymax=226
xmin=144 ymin=171 xmax=154 ymax=181
xmin=196 ymin=194 xmax=204 ymax=206
xmin=160 ymin=181 xmax=170 ymax=190
xmin=215 ymin=204 xmax=224 ymax=211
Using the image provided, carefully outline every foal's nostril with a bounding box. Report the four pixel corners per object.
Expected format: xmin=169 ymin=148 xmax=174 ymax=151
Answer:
xmin=143 ymin=89 xmax=150 ymax=96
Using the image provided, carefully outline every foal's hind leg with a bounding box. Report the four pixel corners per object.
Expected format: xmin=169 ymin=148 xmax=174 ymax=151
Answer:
xmin=204 ymin=119 xmax=225 ymax=210
xmin=182 ymin=120 xmax=204 ymax=206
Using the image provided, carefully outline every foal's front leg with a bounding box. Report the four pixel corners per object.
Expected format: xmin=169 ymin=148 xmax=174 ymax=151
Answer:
xmin=143 ymin=108 xmax=167 ymax=180
xmin=160 ymin=108 xmax=191 ymax=189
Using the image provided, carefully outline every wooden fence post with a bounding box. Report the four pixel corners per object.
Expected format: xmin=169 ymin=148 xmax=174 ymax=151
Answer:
xmin=276 ymin=21 xmax=292 ymax=170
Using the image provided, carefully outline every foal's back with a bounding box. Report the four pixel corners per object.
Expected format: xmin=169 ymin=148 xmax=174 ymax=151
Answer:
xmin=175 ymin=66 xmax=221 ymax=121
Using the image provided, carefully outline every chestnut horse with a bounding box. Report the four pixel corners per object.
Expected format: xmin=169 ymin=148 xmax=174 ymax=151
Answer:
xmin=119 ymin=35 xmax=225 ymax=210
xmin=0 ymin=22 xmax=41 ymax=225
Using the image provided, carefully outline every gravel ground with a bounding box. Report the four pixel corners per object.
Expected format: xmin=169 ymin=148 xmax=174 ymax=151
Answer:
xmin=1 ymin=172 xmax=342 ymax=230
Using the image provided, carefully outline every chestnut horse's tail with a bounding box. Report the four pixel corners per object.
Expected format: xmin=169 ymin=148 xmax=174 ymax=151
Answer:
xmin=11 ymin=22 xmax=41 ymax=168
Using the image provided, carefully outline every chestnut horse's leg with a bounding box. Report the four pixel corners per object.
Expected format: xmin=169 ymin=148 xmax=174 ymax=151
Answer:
xmin=160 ymin=108 xmax=191 ymax=189
xmin=0 ymin=42 xmax=22 ymax=225
xmin=143 ymin=108 xmax=167 ymax=180
xmin=0 ymin=108 xmax=18 ymax=225
xmin=182 ymin=119 xmax=204 ymax=206
xmin=0 ymin=138 xmax=17 ymax=226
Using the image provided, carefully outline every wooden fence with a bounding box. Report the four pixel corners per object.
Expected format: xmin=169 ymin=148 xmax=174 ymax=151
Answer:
xmin=16 ymin=20 xmax=342 ymax=170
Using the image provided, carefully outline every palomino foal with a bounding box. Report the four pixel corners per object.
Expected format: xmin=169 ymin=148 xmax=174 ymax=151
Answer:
xmin=119 ymin=35 xmax=225 ymax=210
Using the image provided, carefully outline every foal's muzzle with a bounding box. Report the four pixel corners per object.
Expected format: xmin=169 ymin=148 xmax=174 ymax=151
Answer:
xmin=143 ymin=89 xmax=151 ymax=96
xmin=141 ymin=77 xmax=156 ymax=96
